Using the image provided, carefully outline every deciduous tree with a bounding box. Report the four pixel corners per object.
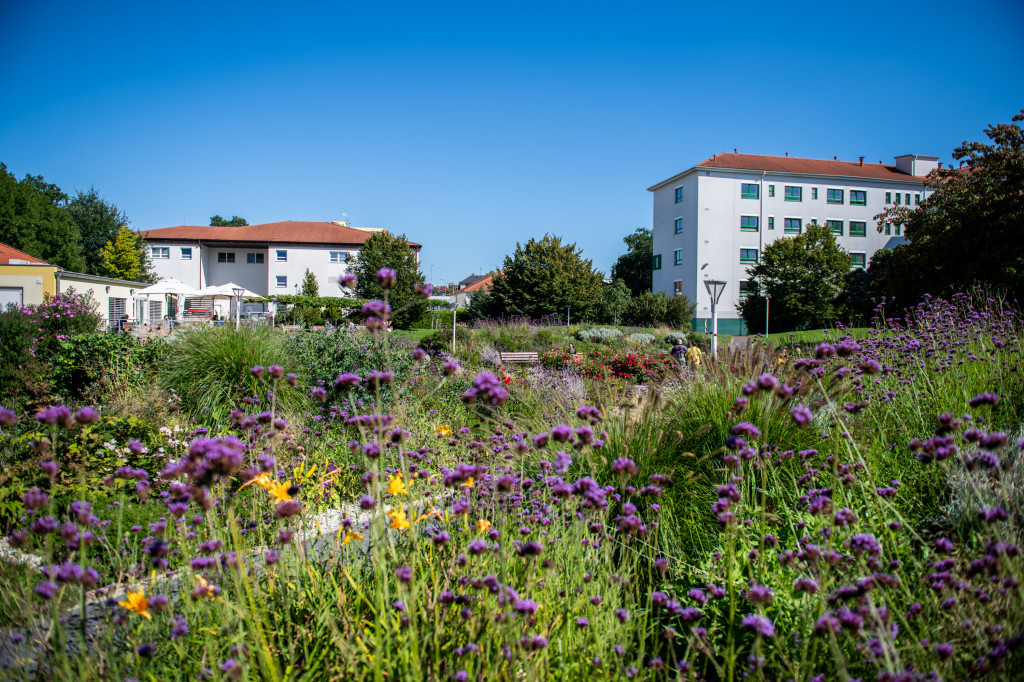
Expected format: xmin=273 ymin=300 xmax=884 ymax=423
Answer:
xmin=353 ymin=231 xmax=426 ymax=329
xmin=610 ymin=228 xmax=653 ymax=297
xmin=485 ymin=235 xmax=603 ymax=321
xmin=875 ymin=109 xmax=1024 ymax=303
xmin=66 ymin=187 xmax=129 ymax=276
xmin=0 ymin=163 xmax=84 ymax=271
xmin=210 ymin=215 xmax=248 ymax=227
xmin=738 ymin=223 xmax=851 ymax=333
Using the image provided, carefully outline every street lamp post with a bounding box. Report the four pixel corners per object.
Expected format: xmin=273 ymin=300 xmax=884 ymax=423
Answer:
xmin=232 ymin=287 xmax=244 ymax=331
xmin=704 ymin=280 xmax=727 ymax=361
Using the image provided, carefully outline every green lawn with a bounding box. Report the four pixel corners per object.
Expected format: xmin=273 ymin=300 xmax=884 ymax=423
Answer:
xmin=764 ymin=326 xmax=870 ymax=346
xmin=395 ymin=328 xmax=435 ymax=343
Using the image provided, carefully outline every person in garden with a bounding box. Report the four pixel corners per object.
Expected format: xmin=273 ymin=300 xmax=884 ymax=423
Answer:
xmin=685 ymin=341 xmax=703 ymax=371
xmin=670 ymin=338 xmax=686 ymax=364
xmin=567 ymin=342 xmax=576 ymax=356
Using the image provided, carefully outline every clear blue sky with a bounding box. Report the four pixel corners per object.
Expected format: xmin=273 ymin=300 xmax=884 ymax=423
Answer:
xmin=2 ymin=0 xmax=1021 ymax=286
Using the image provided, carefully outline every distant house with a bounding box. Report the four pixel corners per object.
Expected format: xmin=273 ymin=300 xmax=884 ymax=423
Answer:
xmin=453 ymin=272 xmax=497 ymax=308
xmin=0 ymin=242 xmax=149 ymax=324
xmin=457 ymin=273 xmax=488 ymax=290
xmin=141 ymin=221 xmax=421 ymax=296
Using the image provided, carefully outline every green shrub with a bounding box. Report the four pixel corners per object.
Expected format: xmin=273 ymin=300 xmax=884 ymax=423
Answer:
xmin=628 ymin=332 xmax=655 ymax=344
xmin=160 ymin=325 xmax=305 ymax=421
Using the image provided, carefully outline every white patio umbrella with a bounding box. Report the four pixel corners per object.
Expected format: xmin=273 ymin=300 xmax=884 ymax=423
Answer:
xmin=137 ymin=278 xmax=201 ymax=322
xmin=192 ymin=283 xmax=264 ymax=326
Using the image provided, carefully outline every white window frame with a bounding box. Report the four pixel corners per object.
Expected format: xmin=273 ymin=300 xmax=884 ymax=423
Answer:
xmin=276 ymin=250 xmax=288 ymax=262
xmin=330 ymin=251 xmax=348 ymax=263
xmin=276 ymin=276 xmax=288 ymax=288
xmin=180 ymin=247 xmax=192 ymax=260
xmin=151 ymin=246 xmax=170 ymax=260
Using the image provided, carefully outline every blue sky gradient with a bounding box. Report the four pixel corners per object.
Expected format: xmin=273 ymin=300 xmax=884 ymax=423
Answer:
xmin=2 ymin=0 xmax=1021 ymax=286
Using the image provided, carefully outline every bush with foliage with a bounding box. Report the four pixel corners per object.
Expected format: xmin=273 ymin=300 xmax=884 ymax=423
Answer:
xmin=575 ymin=327 xmax=624 ymax=343
xmin=353 ymin=230 xmax=427 ymax=329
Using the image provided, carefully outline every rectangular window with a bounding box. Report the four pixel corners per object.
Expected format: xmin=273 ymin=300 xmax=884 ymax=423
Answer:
xmin=740 ymin=249 xmax=758 ymax=264
xmin=768 ymin=217 xmax=775 ymax=230
xmin=827 ymin=220 xmax=843 ymax=236
xmin=740 ymin=216 xmax=759 ymax=232
xmin=276 ymin=276 xmax=288 ymax=288
xmin=784 ymin=186 xmax=802 ymax=202
xmin=151 ymin=246 xmax=169 ymax=260
xmin=827 ymin=188 xmax=844 ymax=204
xmin=673 ymin=281 xmax=683 ymax=295
xmin=768 ymin=185 xmax=775 ymax=197
xmin=217 ymin=252 xmax=235 ymax=263
xmin=905 ymin=193 xmax=911 ymax=205
xmin=741 ymin=183 xmax=759 ymax=199
xmin=850 ymin=190 xmax=867 ymax=206
xmin=246 ymin=253 xmax=265 ymax=264
xmin=849 ymin=221 xmax=867 ymax=237
xmin=275 ymin=250 xmax=287 ymax=262
xmin=330 ymin=251 xmax=348 ymax=263
xmin=851 ymin=253 xmax=866 ymax=269
xmin=739 ymin=280 xmax=756 ymax=298
xmin=811 ymin=187 xmax=818 ymax=200
xmin=915 ymin=193 xmax=921 ymax=205
xmin=674 ymin=218 xmax=683 ymax=234
xmin=673 ymin=249 xmax=683 ymax=266
xmin=784 ymin=218 xmax=802 ymax=234
xmin=885 ymin=191 xmax=892 ymax=204
xmin=652 ymin=254 xmax=662 ymax=270
xmin=895 ymin=193 xmax=901 ymax=205
xmin=180 ymin=247 xmax=192 ymax=260
xmin=894 ymin=224 xmax=901 ymax=236
xmin=884 ymin=223 xmax=891 ymax=235
xmin=674 ymin=187 xmax=684 ymax=203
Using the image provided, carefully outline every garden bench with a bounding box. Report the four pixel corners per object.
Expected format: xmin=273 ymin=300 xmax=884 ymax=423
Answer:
xmin=500 ymin=352 xmax=540 ymax=365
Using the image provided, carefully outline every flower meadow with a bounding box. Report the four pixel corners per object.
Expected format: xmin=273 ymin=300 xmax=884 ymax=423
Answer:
xmin=0 ymin=283 xmax=1022 ymax=680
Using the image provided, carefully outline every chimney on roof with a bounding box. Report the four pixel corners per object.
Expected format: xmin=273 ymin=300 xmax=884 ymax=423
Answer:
xmin=858 ymin=156 xmax=864 ymax=166
xmin=713 ymin=153 xmax=717 ymax=160
xmin=733 ymin=148 xmax=737 ymax=155
xmin=834 ymin=156 xmax=837 ymax=161
xmin=785 ymin=152 xmax=789 ymax=158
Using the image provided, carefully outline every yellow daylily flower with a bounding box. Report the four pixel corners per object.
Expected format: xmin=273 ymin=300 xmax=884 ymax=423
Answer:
xmin=462 ymin=477 xmax=474 ymax=489
xmin=341 ymin=528 xmax=364 ymax=546
xmin=476 ymin=519 xmax=491 ymax=534
xmin=415 ymin=509 xmax=443 ymax=524
xmin=118 ymin=588 xmax=151 ymax=620
xmin=435 ymin=424 xmax=452 ymax=437
xmin=268 ymin=480 xmax=292 ymax=504
xmin=387 ymin=473 xmax=409 ymax=496
xmin=195 ymin=576 xmax=217 ymax=600
xmin=389 ymin=506 xmax=411 ymax=531
xmin=239 ymin=471 xmax=273 ymax=491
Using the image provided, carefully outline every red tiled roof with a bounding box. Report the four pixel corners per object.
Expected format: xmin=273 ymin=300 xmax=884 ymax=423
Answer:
xmin=141 ymin=221 xmax=421 ymax=248
xmin=649 ymin=153 xmax=929 ymax=190
xmin=695 ymin=153 xmax=927 ymax=181
xmin=458 ymin=272 xmax=497 ymax=293
xmin=0 ymin=242 xmax=50 ymax=265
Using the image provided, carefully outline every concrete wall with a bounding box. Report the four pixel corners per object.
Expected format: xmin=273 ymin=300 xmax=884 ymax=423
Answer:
xmin=651 ymin=166 xmax=931 ymax=334
xmin=58 ymin=272 xmax=149 ymax=324
xmin=0 ymin=264 xmax=58 ymax=306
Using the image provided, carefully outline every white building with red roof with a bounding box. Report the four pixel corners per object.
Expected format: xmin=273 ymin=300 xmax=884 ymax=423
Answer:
xmin=647 ymin=152 xmax=938 ymax=335
xmin=140 ymin=220 xmax=421 ymax=296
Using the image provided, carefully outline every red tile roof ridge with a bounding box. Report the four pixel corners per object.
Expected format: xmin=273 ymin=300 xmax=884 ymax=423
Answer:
xmin=0 ymin=242 xmax=51 ymax=265
xmin=141 ymin=221 xmax=421 ymax=248
xmin=693 ymin=152 xmax=928 ymax=182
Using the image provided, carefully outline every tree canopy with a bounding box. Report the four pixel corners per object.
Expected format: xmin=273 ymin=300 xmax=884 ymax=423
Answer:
xmin=610 ymin=228 xmax=653 ymax=297
xmin=0 ymin=163 xmax=84 ymax=271
xmin=66 ymin=187 xmax=129 ymax=276
xmin=353 ymin=231 xmax=426 ymax=329
xmin=210 ymin=215 xmax=248 ymax=227
xmin=874 ymin=109 xmax=1024 ymax=304
xmin=484 ymin=234 xmax=603 ymax=321
xmin=99 ymin=227 xmax=154 ymax=282
xmin=738 ymin=223 xmax=851 ymax=333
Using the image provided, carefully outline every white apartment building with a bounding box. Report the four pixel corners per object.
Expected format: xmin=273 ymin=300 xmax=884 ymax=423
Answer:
xmin=141 ymin=221 xmax=420 ymax=296
xmin=647 ymin=153 xmax=938 ymax=335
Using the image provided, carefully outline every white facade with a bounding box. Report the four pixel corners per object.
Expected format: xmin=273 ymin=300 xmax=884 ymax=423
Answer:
xmin=142 ymin=221 xmax=421 ymax=299
xmin=56 ymin=271 xmax=152 ymax=326
xmin=146 ymin=243 xmax=362 ymax=296
xmin=648 ymin=154 xmax=935 ymax=335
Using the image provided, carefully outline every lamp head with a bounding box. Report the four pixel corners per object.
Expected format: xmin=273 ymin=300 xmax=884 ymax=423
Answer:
xmin=704 ymin=279 xmax=727 ymax=304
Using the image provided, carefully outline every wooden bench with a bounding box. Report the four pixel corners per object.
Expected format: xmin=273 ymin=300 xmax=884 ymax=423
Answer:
xmin=500 ymin=352 xmax=540 ymax=366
